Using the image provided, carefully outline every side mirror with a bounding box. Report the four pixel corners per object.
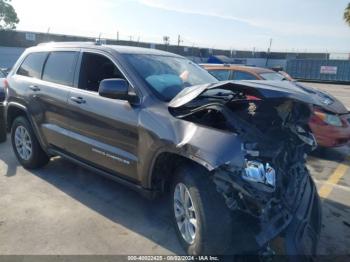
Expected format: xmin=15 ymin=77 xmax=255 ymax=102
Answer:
xmin=99 ymin=79 xmax=129 ymax=100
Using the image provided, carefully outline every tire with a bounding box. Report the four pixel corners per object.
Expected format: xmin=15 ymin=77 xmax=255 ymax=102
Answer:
xmin=11 ymin=116 xmax=49 ymax=169
xmin=171 ymin=164 xmax=234 ymax=255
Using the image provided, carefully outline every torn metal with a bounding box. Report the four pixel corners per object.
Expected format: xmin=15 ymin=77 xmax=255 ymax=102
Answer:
xmin=169 ymin=81 xmax=322 ymax=256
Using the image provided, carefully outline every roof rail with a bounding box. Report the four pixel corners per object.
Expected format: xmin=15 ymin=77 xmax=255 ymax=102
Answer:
xmin=37 ymin=41 xmax=96 ymax=47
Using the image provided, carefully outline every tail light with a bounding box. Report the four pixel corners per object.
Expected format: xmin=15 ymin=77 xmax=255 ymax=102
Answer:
xmin=246 ymin=95 xmax=261 ymax=101
xmin=310 ymin=114 xmax=327 ymax=126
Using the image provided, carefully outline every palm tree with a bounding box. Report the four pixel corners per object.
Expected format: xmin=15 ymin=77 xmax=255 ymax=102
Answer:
xmin=345 ymin=3 xmax=350 ymax=26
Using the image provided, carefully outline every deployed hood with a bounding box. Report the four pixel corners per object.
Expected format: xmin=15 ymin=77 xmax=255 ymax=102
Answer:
xmin=169 ymin=80 xmax=348 ymax=114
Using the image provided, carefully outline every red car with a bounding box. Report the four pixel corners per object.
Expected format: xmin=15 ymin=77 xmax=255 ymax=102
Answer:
xmin=309 ymin=108 xmax=350 ymax=147
xmin=289 ymin=82 xmax=350 ymax=148
xmin=202 ymin=64 xmax=350 ymax=147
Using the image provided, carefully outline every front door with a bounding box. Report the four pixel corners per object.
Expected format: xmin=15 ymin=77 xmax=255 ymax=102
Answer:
xmin=65 ymin=51 xmax=140 ymax=181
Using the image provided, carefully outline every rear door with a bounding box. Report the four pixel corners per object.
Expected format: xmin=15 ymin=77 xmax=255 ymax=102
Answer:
xmin=27 ymin=50 xmax=79 ymax=150
xmin=65 ymin=51 xmax=140 ymax=181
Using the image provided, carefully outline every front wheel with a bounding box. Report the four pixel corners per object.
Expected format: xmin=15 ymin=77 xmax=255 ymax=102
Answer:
xmin=171 ymin=165 xmax=234 ymax=255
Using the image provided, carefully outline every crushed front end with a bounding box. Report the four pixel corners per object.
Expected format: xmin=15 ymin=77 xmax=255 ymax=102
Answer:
xmin=169 ymin=82 xmax=322 ymax=257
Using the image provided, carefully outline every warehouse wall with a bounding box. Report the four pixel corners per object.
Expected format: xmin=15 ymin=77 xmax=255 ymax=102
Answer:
xmin=286 ymin=59 xmax=350 ymax=82
xmin=0 ymin=46 xmax=25 ymax=68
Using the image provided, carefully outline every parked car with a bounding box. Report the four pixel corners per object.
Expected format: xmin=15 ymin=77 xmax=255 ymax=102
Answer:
xmin=6 ymin=42 xmax=321 ymax=257
xmin=0 ymin=70 xmax=7 ymax=142
xmin=201 ymin=64 xmax=294 ymax=81
xmin=203 ymin=64 xmax=350 ymax=147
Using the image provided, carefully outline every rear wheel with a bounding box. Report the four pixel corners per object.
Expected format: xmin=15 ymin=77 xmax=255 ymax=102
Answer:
xmin=11 ymin=116 xmax=49 ymax=169
xmin=171 ymin=164 xmax=234 ymax=255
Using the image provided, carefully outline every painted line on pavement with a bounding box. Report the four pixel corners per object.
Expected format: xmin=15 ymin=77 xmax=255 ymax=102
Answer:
xmin=318 ymin=157 xmax=350 ymax=198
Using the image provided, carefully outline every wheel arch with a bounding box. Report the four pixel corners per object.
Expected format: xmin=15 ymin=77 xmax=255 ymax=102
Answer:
xmin=148 ymin=150 xmax=211 ymax=193
xmin=6 ymin=103 xmax=30 ymax=132
xmin=6 ymin=102 xmax=48 ymax=152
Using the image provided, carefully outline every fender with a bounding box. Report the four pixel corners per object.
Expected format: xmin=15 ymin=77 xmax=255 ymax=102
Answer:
xmin=6 ymin=102 xmax=49 ymax=153
xmin=146 ymin=146 xmax=213 ymax=188
xmin=146 ymin=131 xmax=245 ymax=189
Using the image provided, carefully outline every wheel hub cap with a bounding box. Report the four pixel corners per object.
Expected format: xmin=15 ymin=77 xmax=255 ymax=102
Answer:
xmin=174 ymin=183 xmax=197 ymax=245
xmin=14 ymin=126 xmax=32 ymax=161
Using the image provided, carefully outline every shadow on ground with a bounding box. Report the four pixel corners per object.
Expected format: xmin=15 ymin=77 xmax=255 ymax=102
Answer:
xmin=318 ymin=198 xmax=350 ymax=257
xmin=310 ymin=146 xmax=350 ymax=163
xmin=0 ymin=138 xmax=183 ymax=254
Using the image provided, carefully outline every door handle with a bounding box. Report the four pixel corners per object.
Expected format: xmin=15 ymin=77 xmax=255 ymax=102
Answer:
xmin=70 ymin=96 xmax=86 ymax=104
xmin=29 ymin=85 xmax=41 ymax=92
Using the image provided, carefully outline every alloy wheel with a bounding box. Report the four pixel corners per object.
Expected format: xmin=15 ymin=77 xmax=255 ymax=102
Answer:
xmin=14 ymin=125 xmax=32 ymax=161
xmin=174 ymin=183 xmax=198 ymax=245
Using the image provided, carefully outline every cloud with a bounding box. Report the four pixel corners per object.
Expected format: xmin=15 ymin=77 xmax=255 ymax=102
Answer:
xmin=137 ymin=0 xmax=350 ymax=38
xmin=137 ymin=0 xmax=260 ymax=26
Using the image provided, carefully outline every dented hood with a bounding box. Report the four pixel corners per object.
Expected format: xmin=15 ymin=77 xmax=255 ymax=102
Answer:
xmin=169 ymin=80 xmax=348 ymax=114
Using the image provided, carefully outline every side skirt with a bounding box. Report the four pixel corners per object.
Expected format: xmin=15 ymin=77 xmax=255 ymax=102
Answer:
xmin=48 ymin=148 xmax=156 ymax=199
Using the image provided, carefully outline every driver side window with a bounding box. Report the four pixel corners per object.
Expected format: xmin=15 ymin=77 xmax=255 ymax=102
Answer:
xmin=78 ymin=52 xmax=125 ymax=92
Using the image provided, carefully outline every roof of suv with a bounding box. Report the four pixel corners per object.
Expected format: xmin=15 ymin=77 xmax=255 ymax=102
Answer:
xmin=33 ymin=42 xmax=180 ymax=57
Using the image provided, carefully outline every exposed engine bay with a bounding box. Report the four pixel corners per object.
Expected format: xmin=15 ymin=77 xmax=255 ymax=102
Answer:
xmin=169 ymin=83 xmax=322 ymax=256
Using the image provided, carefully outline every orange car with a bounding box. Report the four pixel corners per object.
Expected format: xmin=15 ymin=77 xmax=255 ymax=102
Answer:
xmin=202 ymin=64 xmax=350 ymax=148
xmin=201 ymin=64 xmax=293 ymax=81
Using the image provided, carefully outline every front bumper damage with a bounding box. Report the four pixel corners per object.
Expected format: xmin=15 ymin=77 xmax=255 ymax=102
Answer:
xmin=213 ymin=153 xmax=322 ymax=257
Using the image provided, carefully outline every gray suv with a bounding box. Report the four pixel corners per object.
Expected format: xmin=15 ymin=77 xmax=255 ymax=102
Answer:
xmin=5 ymin=42 xmax=322 ymax=257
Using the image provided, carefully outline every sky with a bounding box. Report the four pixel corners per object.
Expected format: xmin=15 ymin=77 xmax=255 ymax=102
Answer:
xmin=11 ymin=0 xmax=350 ymax=53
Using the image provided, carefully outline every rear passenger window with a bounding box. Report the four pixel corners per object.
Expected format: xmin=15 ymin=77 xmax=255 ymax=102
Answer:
xmin=42 ymin=52 xmax=78 ymax=86
xmin=17 ymin=52 xmax=48 ymax=79
xmin=233 ymin=71 xmax=258 ymax=80
xmin=208 ymin=70 xmax=231 ymax=81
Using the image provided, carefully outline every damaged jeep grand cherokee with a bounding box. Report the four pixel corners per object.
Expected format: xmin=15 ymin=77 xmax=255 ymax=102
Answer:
xmin=6 ymin=43 xmax=321 ymax=257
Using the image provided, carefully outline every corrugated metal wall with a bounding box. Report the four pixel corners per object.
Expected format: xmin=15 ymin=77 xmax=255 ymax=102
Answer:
xmin=286 ymin=59 xmax=350 ymax=82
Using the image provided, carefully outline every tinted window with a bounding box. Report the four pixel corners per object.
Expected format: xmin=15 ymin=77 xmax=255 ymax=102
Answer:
xmin=233 ymin=71 xmax=258 ymax=80
xmin=208 ymin=70 xmax=231 ymax=81
xmin=42 ymin=52 xmax=78 ymax=86
xmin=17 ymin=52 xmax=48 ymax=79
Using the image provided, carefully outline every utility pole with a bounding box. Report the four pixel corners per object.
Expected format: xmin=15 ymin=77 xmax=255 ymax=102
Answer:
xmin=117 ymin=31 xmax=119 ymax=41
xmin=177 ymin=35 xmax=182 ymax=46
xmin=265 ymin=38 xmax=273 ymax=67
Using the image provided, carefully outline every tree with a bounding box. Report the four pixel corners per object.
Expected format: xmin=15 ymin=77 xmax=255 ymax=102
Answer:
xmin=0 ymin=0 xmax=19 ymax=30
xmin=345 ymin=3 xmax=350 ymax=26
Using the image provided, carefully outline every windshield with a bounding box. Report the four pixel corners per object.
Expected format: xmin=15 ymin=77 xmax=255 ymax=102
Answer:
xmin=0 ymin=70 xmax=4 ymax=78
xmin=123 ymin=54 xmax=218 ymax=101
xmin=259 ymin=72 xmax=286 ymax=81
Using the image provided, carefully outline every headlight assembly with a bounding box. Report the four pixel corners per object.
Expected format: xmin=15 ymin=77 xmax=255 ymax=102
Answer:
xmin=242 ymin=161 xmax=276 ymax=190
xmin=314 ymin=110 xmax=343 ymax=127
